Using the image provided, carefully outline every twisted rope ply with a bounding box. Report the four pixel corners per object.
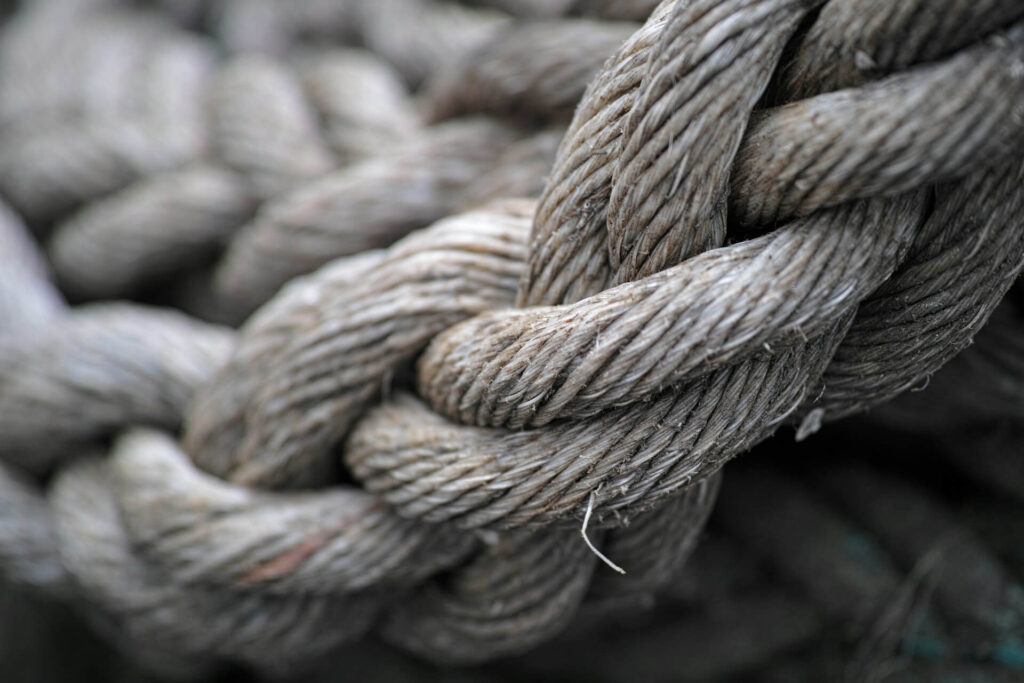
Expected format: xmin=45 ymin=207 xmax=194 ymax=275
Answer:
xmin=866 ymin=281 xmax=1024 ymax=521
xmin=877 ymin=284 xmax=1024 ymax=431
xmin=3 ymin=0 xmax=1024 ymax=673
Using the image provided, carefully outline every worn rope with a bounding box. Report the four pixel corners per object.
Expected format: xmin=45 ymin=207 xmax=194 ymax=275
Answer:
xmin=3 ymin=0 xmax=1024 ymax=673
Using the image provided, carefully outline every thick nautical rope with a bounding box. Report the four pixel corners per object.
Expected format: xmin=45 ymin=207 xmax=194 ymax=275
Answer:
xmin=2 ymin=0 xmax=1024 ymax=672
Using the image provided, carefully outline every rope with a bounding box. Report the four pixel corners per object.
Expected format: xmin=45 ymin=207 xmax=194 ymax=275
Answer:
xmin=2 ymin=0 xmax=1024 ymax=675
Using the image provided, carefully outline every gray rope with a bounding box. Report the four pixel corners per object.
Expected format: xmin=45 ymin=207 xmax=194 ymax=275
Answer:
xmin=0 ymin=462 xmax=68 ymax=593
xmin=51 ymin=457 xmax=380 ymax=671
xmin=780 ymin=0 xmax=1024 ymax=98
xmin=0 ymin=304 xmax=232 ymax=474
xmin=0 ymin=199 xmax=64 ymax=334
xmin=111 ymin=429 xmax=475 ymax=596
xmin=49 ymin=164 xmax=254 ymax=300
xmin=2 ymin=0 xmax=1024 ymax=672
xmin=212 ymin=118 xmax=525 ymax=317
xmin=186 ymin=201 xmax=531 ymax=486
xmin=801 ymin=162 xmax=1024 ymax=424
xmin=873 ymin=292 xmax=1024 ymax=432
xmin=423 ymin=19 xmax=639 ymax=122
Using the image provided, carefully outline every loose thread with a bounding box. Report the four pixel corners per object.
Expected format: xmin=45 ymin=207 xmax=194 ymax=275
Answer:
xmin=582 ymin=490 xmax=626 ymax=575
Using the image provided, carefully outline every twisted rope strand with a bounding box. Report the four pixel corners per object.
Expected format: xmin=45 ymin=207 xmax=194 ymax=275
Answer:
xmin=51 ymin=457 xmax=380 ymax=670
xmin=186 ymin=201 xmax=531 ymax=486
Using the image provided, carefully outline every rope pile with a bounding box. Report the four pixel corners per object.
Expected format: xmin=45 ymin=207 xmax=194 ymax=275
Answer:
xmin=2 ymin=0 xmax=1023 ymax=680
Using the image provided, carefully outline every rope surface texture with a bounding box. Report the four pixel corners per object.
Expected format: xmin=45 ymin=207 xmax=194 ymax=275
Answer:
xmin=1 ymin=0 xmax=1024 ymax=677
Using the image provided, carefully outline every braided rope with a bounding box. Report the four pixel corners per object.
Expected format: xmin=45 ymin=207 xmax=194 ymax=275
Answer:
xmin=2 ymin=0 xmax=1024 ymax=673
